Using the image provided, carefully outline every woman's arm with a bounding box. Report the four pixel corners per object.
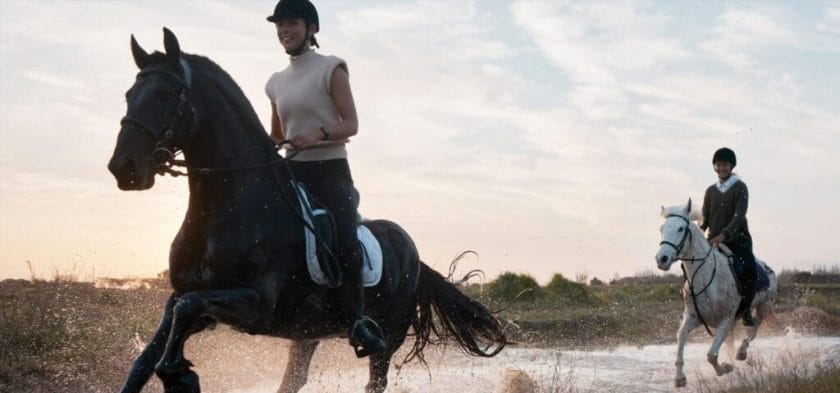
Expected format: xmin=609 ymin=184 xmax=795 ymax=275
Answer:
xmin=270 ymin=102 xmax=285 ymax=143
xmin=325 ymin=65 xmax=358 ymax=140
xmin=290 ymin=66 xmax=358 ymax=149
xmin=722 ymin=183 xmax=749 ymax=240
xmin=700 ymin=187 xmax=711 ymax=232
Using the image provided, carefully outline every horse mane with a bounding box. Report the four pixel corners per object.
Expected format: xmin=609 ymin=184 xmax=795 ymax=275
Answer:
xmin=661 ymin=203 xmax=703 ymax=223
xmin=143 ymin=51 xmax=273 ymax=146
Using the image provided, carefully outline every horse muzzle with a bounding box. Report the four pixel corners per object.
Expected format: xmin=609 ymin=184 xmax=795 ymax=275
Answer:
xmin=108 ymin=156 xmax=155 ymax=190
xmin=655 ymin=250 xmax=675 ymax=271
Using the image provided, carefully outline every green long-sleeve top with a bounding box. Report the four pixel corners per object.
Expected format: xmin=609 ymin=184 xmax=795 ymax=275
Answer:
xmin=700 ymin=179 xmax=750 ymax=241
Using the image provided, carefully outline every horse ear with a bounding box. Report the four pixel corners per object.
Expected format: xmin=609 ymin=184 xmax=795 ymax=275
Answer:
xmin=130 ymin=34 xmax=150 ymax=70
xmin=661 ymin=205 xmax=665 ymax=215
xmin=686 ymin=198 xmax=692 ymax=214
xmin=162 ymin=27 xmax=181 ymax=68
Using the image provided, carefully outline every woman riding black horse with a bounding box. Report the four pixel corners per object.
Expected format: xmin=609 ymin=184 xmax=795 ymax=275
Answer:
xmin=264 ymin=0 xmax=386 ymax=357
xmin=108 ymin=26 xmax=506 ymax=393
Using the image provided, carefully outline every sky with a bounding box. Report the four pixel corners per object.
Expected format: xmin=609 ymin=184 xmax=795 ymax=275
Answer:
xmin=1 ymin=1 xmax=838 ymax=283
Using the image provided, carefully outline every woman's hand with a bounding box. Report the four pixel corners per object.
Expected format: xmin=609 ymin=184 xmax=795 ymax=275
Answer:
xmin=708 ymin=233 xmax=725 ymax=247
xmin=290 ymin=127 xmax=325 ymax=149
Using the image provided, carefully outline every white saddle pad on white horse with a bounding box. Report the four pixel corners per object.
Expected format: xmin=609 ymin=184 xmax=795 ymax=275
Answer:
xmin=297 ymin=186 xmax=382 ymax=288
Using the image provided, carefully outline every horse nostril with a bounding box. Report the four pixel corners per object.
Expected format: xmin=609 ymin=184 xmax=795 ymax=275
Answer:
xmin=659 ymin=255 xmax=669 ymax=264
xmin=109 ymin=157 xmax=136 ymax=183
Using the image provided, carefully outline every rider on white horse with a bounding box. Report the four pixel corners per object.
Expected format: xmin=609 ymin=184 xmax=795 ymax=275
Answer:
xmin=700 ymin=147 xmax=757 ymax=326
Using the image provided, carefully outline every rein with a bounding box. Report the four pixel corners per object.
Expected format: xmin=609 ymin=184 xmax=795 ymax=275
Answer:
xmin=661 ymin=214 xmax=717 ymax=336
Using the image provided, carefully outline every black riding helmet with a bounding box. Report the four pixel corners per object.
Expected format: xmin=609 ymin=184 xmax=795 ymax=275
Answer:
xmin=713 ymin=147 xmax=736 ymax=167
xmin=267 ymin=0 xmax=319 ymax=32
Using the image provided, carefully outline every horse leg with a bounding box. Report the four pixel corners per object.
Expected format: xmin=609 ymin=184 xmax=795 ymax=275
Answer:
xmin=737 ymin=301 xmax=770 ymax=361
xmin=674 ymin=312 xmax=699 ymax=388
xmin=724 ymin=327 xmax=736 ymax=360
xmin=277 ymin=340 xmax=320 ymax=393
xmin=707 ymin=317 xmax=735 ymax=376
xmin=121 ymin=294 xmax=176 ymax=393
xmin=155 ymin=288 xmax=264 ymax=393
xmin=365 ymin=350 xmax=395 ymax=393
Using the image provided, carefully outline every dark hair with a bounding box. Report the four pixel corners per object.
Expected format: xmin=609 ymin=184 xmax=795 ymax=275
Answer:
xmin=712 ymin=147 xmax=736 ymax=167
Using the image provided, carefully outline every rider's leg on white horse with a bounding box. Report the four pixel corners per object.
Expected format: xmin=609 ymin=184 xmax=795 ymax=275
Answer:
xmin=726 ymin=235 xmax=757 ymax=326
xmin=295 ymin=159 xmax=386 ymax=357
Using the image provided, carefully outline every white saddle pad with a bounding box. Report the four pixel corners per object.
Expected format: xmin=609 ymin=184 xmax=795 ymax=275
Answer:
xmin=297 ymin=186 xmax=382 ymax=288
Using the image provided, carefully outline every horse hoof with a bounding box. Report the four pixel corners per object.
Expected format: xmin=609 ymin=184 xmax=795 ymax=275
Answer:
xmin=717 ymin=363 xmax=734 ymax=376
xmin=736 ymin=352 xmax=747 ymax=361
xmin=162 ymin=370 xmax=200 ymax=393
xmin=675 ymin=377 xmax=687 ymax=387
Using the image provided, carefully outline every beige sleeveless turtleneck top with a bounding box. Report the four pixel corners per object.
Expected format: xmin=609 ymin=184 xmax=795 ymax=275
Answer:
xmin=265 ymin=49 xmax=349 ymax=161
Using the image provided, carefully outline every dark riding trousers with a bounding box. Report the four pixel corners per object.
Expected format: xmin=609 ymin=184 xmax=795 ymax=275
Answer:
xmin=287 ymin=158 xmax=364 ymax=320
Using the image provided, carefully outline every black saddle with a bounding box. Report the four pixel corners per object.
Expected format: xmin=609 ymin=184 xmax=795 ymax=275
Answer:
xmin=727 ymin=255 xmax=772 ymax=295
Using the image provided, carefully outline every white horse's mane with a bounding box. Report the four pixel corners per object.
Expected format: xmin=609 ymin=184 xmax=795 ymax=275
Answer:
xmin=661 ymin=202 xmax=703 ymax=224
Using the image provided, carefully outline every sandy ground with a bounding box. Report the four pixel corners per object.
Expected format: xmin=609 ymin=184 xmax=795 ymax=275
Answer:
xmin=169 ymin=328 xmax=839 ymax=393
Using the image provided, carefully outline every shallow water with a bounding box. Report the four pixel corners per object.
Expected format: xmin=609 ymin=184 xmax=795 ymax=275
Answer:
xmin=201 ymin=332 xmax=840 ymax=393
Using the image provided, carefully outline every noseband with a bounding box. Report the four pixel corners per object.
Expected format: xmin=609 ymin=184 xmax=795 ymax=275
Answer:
xmin=120 ymin=59 xmax=195 ymax=176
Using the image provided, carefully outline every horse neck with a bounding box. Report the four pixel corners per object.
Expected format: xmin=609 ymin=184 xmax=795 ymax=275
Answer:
xmin=681 ymin=225 xmax=719 ymax=282
xmin=182 ymin=70 xmax=276 ymax=172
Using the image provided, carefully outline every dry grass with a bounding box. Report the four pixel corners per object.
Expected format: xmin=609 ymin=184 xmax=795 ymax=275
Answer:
xmin=497 ymin=369 xmax=539 ymax=393
xmin=695 ymin=350 xmax=840 ymax=393
xmin=0 ymin=279 xmax=169 ymax=392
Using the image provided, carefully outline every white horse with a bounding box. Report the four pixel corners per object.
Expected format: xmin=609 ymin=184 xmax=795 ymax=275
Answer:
xmin=655 ymin=199 xmax=777 ymax=387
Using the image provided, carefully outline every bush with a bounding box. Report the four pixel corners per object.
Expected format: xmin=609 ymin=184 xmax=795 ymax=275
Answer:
xmin=544 ymin=274 xmax=599 ymax=306
xmin=485 ymin=272 xmax=540 ymax=302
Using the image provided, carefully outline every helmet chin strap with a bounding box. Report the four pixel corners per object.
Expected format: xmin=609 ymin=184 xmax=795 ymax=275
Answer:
xmin=286 ymin=37 xmax=311 ymax=56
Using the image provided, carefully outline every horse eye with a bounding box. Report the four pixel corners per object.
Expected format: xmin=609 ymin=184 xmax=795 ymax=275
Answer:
xmin=159 ymin=91 xmax=174 ymax=101
xmin=677 ymin=227 xmax=684 ymax=232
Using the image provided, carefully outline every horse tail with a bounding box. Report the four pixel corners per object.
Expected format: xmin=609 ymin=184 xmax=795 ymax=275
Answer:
xmin=403 ymin=262 xmax=508 ymax=364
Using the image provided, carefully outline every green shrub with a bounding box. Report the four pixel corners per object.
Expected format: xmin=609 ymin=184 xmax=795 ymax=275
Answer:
xmin=544 ymin=274 xmax=599 ymax=306
xmin=485 ymin=272 xmax=539 ymax=302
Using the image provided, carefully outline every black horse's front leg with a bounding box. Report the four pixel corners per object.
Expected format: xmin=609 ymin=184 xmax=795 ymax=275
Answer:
xmin=154 ymin=288 xmax=267 ymax=393
xmin=121 ymin=293 xmax=176 ymax=393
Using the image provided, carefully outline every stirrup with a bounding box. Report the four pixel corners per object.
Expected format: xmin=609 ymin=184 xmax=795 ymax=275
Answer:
xmin=350 ymin=316 xmax=386 ymax=358
xmin=742 ymin=312 xmax=756 ymax=326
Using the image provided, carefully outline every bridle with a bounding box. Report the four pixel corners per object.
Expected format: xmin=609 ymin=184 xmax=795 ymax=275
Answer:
xmin=660 ymin=213 xmax=717 ymax=336
xmin=120 ymin=59 xmax=195 ymax=176
xmin=119 ymin=58 xmax=302 ymax=177
xmin=660 ymin=214 xmax=714 ymax=263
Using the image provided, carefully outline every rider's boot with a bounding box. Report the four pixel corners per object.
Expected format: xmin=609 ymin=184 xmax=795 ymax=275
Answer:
xmin=738 ymin=297 xmax=756 ymax=326
xmin=341 ymin=285 xmax=386 ymax=357
xmin=741 ymin=309 xmax=756 ymax=326
xmin=350 ymin=315 xmax=387 ymax=357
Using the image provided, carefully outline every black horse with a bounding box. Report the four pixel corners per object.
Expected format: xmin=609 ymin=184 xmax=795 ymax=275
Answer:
xmin=107 ymin=28 xmax=507 ymax=393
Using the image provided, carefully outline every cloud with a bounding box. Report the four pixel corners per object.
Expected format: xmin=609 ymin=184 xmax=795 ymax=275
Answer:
xmin=817 ymin=7 xmax=840 ymax=34
xmin=510 ymin=1 xmax=690 ymax=121
xmin=701 ymin=6 xmax=796 ymax=69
